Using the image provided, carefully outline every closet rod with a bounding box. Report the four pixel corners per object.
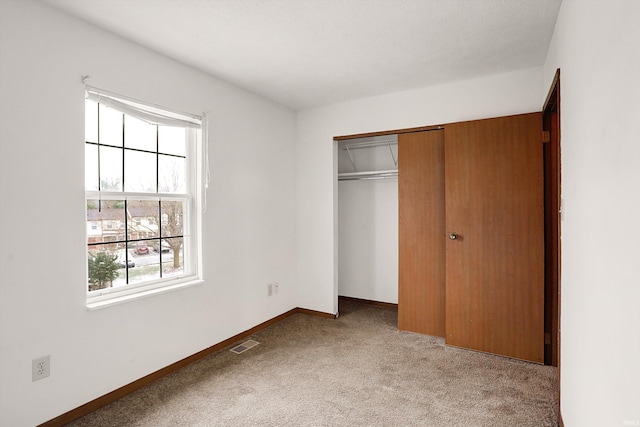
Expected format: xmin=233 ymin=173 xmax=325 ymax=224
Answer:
xmin=338 ymin=169 xmax=398 ymax=181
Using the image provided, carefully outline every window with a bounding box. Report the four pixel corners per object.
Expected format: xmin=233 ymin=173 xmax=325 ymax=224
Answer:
xmin=85 ymin=88 xmax=203 ymax=307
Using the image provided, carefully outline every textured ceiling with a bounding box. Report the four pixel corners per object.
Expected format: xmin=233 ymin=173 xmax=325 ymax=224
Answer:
xmin=40 ymin=0 xmax=561 ymax=110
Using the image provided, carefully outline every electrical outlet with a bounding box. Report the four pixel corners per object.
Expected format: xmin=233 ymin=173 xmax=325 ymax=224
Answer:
xmin=274 ymin=282 xmax=279 ymax=294
xmin=32 ymin=355 xmax=50 ymax=382
xmin=267 ymin=283 xmax=273 ymax=296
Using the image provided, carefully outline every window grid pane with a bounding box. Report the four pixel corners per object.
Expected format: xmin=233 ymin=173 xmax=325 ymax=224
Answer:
xmin=161 ymin=237 xmax=184 ymax=279
xmin=158 ymin=126 xmax=186 ymax=156
xmin=85 ymin=144 xmax=99 ymax=191
xmin=125 ymin=115 xmax=157 ymax=152
xmin=124 ymin=150 xmax=156 ymax=192
xmin=99 ymin=146 xmax=123 ymax=191
xmin=85 ymin=99 xmax=98 ymax=143
xmin=159 ymin=155 xmax=186 ymax=193
xmin=127 ymin=200 xmax=159 ymax=240
xmin=99 ymin=104 xmax=123 ymax=147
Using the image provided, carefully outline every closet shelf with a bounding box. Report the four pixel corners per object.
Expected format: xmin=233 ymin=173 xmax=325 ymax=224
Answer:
xmin=340 ymin=137 xmax=398 ymax=173
xmin=340 ymin=139 xmax=397 ymax=151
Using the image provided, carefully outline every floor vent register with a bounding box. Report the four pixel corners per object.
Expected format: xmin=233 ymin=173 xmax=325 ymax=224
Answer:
xmin=229 ymin=340 xmax=260 ymax=354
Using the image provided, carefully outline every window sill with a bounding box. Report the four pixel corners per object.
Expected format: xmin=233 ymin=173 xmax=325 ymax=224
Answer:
xmin=86 ymin=278 xmax=204 ymax=310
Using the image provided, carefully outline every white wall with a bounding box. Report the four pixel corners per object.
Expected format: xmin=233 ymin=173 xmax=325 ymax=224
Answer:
xmin=0 ymin=1 xmax=296 ymax=425
xmin=338 ymin=179 xmax=398 ymax=303
xmin=542 ymin=1 xmax=640 ymax=425
xmin=296 ymin=67 xmax=543 ymax=314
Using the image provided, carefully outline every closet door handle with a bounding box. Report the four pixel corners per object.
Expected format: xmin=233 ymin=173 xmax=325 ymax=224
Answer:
xmin=449 ymin=233 xmax=459 ymax=240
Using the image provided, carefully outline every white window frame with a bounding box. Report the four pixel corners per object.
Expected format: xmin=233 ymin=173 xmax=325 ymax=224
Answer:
xmin=85 ymin=88 xmax=204 ymax=309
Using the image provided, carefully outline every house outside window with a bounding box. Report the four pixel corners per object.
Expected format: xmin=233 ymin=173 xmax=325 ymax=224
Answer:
xmin=84 ymin=87 xmax=204 ymax=307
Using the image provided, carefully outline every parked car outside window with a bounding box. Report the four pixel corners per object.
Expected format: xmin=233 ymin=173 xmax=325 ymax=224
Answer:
xmin=135 ymin=244 xmax=149 ymax=255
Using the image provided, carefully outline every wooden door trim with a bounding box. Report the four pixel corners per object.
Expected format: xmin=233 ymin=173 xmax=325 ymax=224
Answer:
xmin=543 ymin=68 xmax=561 ymax=367
xmin=543 ymin=69 xmax=560 ymax=112
xmin=543 ymin=68 xmax=562 ymax=423
xmin=334 ymin=125 xmax=443 ymax=141
xmin=334 ymin=112 xmax=537 ymax=141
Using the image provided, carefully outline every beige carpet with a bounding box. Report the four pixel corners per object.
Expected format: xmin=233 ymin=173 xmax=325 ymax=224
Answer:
xmin=69 ymin=300 xmax=558 ymax=426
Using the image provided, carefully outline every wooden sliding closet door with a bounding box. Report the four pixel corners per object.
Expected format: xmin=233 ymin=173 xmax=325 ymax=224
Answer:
xmin=444 ymin=113 xmax=544 ymax=363
xmin=398 ymin=130 xmax=445 ymax=337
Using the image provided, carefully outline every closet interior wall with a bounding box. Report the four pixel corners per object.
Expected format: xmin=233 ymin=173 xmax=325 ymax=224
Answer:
xmin=337 ymin=135 xmax=399 ymax=304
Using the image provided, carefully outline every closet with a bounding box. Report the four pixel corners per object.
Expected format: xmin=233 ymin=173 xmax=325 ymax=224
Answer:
xmin=337 ymin=135 xmax=399 ymax=304
xmin=338 ymin=112 xmax=544 ymax=364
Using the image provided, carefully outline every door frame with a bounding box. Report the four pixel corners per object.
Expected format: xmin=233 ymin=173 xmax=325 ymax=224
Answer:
xmin=542 ymin=68 xmax=562 ymax=424
xmin=543 ymin=68 xmax=561 ymax=367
